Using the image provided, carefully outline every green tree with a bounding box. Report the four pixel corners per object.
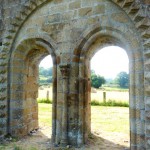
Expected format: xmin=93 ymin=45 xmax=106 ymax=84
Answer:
xmin=116 ymin=71 xmax=129 ymax=88
xmin=39 ymin=67 xmax=53 ymax=85
xmin=91 ymin=70 xmax=105 ymax=88
xmin=39 ymin=67 xmax=53 ymax=77
xmin=39 ymin=67 xmax=45 ymax=76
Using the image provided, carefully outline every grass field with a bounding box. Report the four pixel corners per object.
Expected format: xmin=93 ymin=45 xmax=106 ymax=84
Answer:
xmin=38 ymin=104 xmax=130 ymax=148
xmin=38 ymin=87 xmax=53 ymax=100
xmin=38 ymin=104 xmax=130 ymax=149
xmin=91 ymin=106 xmax=129 ymax=133
xmin=0 ymin=104 xmax=129 ymax=150
xmin=101 ymin=86 xmax=129 ymax=92
xmin=38 ymin=104 xmax=129 ymax=134
xmin=38 ymin=87 xmax=129 ymax=102
xmin=38 ymin=103 xmax=52 ymax=126
xmin=91 ymin=90 xmax=129 ymax=102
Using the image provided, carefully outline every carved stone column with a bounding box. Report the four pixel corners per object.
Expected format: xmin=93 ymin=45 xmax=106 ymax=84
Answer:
xmin=59 ymin=64 xmax=70 ymax=146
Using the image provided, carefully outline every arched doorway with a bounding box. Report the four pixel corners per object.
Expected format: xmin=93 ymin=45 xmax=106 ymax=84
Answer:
xmin=75 ymin=26 xmax=144 ymax=149
xmin=90 ymin=46 xmax=130 ymax=149
xmin=38 ymin=55 xmax=53 ymax=138
xmin=7 ymin=38 xmax=57 ymax=142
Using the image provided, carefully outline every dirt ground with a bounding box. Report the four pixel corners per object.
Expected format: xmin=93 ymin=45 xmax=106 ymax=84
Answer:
xmin=1 ymin=123 xmax=129 ymax=150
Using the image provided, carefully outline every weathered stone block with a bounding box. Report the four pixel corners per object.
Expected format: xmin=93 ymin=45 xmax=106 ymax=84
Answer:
xmin=93 ymin=4 xmax=105 ymax=15
xmin=45 ymin=14 xmax=61 ymax=24
xmin=111 ymin=13 xmax=129 ymax=23
xmin=69 ymin=1 xmax=81 ymax=10
xmin=78 ymin=7 xmax=92 ymax=17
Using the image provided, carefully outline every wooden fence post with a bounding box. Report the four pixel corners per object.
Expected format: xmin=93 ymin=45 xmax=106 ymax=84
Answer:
xmin=103 ymin=92 xmax=106 ymax=103
xmin=47 ymin=90 xmax=49 ymax=100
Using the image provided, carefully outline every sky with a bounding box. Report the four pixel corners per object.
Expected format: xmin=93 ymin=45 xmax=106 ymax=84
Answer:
xmin=91 ymin=46 xmax=129 ymax=79
xmin=39 ymin=55 xmax=53 ymax=68
xmin=39 ymin=46 xmax=129 ymax=79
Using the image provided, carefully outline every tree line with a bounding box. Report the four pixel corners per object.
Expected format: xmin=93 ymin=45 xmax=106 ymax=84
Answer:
xmin=39 ymin=67 xmax=129 ymax=88
xmin=39 ymin=67 xmax=53 ymax=85
xmin=91 ymin=70 xmax=129 ymax=89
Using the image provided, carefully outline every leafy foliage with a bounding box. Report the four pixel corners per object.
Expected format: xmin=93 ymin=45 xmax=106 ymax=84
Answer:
xmin=37 ymin=98 xmax=52 ymax=104
xmin=91 ymin=70 xmax=105 ymax=88
xmin=91 ymin=100 xmax=129 ymax=107
xmin=39 ymin=67 xmax=53 ymax=85
xmin=115 ymin=71 xmax=129 ymax=88
xmin=39 ymin=67 xmax=52 ymax=76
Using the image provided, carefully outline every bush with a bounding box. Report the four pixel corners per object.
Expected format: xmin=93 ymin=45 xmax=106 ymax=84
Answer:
xmin=91 ymin=100 xmax=101 ymax=106
xmin=91 ymin=99 xmax=129 ymax=107
xmin=37 ymin=98 xmax=52 ymax=104
xmin=37 ymin=98 xmax=129 ymax=107
xmin=91 ymin=74 xmax=105 ymax=89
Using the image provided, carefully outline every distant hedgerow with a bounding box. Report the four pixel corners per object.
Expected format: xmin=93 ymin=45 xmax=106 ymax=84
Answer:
xmin=91 ymin=100 xmax=129 ymax=107
xmin=37 ymin=98 xmax=52 ymax=104
xmin=37 ymin=98 xmax=129 ymax=107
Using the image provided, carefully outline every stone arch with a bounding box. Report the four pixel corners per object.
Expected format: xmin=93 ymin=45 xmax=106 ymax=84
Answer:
xmin=0 ymin=0 xmax=149 ymax=149
xmin=8 ymin=36 xmax=58 ymax=141
xmin=2 ymin=0 xmax=149 ymax=55
xmin=74 ymin=25 xmax=145 ymax=149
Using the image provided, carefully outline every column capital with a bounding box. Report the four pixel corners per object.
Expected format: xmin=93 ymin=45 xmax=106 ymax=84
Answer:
xmin=59 ymin=64 xmax=70 ymax=79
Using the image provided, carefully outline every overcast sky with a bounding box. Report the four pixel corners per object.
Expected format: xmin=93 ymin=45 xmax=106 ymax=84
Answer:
xmin=91 ymin=46 xmax=129 ymax=79
xmin=39 ymin=46 xmax=129 ymax=79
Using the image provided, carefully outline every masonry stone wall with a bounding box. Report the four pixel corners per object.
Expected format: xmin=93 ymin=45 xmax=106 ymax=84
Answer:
xmin=0 ymin=0 xmax=149 ymax=149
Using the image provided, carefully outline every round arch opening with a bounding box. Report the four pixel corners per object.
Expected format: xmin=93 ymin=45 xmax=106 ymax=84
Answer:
xmin=75 ymin=26 xmax=144 ymax=149
xmin=7 ymin=38 xmax=57 ymax=141
xmin=90 ymin=45 xmax=130 ymax=149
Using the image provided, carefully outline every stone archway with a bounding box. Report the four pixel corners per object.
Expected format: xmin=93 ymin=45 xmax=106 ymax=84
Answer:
xmin=74 ymin=25 xmax=144 ymax=149
xmin=7 ymin=37 xmax=58 ymax=141
xmin=0 ymin=0 xmax=149 ymax=149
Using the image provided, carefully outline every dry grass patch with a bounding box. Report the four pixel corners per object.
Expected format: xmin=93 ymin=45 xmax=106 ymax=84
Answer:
xmin=38 ymin=87 xmax=129 ymax=103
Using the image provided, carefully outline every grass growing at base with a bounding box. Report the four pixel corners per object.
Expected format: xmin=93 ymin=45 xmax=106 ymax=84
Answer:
xmin=91 ymin=100 xmax=129 ymax=107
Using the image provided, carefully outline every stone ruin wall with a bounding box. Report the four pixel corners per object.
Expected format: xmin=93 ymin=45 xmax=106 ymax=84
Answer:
xmin=0 ymin=0 xmax=149 ymax=43
xmin=0 ymin=0 xmax=149 ymax=149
